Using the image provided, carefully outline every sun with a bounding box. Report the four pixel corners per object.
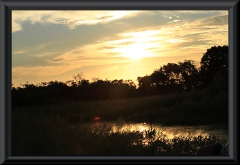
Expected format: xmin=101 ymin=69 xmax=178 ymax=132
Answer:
xmin=120 ymin=42 xmax=152 ymax=60
xmin=107 ymin=30 xmax=160 ymax=60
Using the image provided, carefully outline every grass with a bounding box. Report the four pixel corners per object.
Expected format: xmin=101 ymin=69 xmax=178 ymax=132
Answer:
xmin=12 ymin=113 xmax=227 ymax=155
xmin=13 ymin=89 xmax=228 ymax=125
xmin=12 ymin=90 xmax=228 ymax=155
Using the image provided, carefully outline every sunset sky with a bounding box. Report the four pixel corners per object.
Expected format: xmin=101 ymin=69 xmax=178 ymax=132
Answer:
xmin=12 ymin=10 xmax=228 ymax=87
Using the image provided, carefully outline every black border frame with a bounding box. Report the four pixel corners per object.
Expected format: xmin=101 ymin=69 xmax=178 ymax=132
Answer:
xmin=0 ymin=0 xmax=239 ymax=164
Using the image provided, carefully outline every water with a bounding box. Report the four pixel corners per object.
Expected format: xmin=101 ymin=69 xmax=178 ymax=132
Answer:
xmin=79 ymin=121 xmax=228 ymax=141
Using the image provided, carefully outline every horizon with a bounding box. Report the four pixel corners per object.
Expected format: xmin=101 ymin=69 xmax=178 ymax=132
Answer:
xmin=12 ymin=10 xmax=228 ymax=87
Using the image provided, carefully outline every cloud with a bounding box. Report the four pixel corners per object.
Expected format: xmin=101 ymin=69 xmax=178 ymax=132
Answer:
xmin=12 ymin=21 xmax=23 ymax=33
xmin=12 ymin=50 xmax=27 ymax=55
xmin=202 ymin=15 xmax=228 ymax=25
xmin=46 ymin=13 xmax=228 ymax=66
xmin=167 ymin=39 xmax=186 ymax=43
xmin=168 ymin=19 xmax=181 ymax=23
xmin=12 ymin=11 xmax=228 ymax=86
xmin=35 ymin=52 xmax=63 ymax=57
xmin=12 ymin=10 xmax=53 ymax=33
xmin=12 ymin=10 xmax=141 ymax=33
xmin=12 ymin=65 xmax=79 ymax=78
xmin=36 ymin=40 xmax=67 ymax=50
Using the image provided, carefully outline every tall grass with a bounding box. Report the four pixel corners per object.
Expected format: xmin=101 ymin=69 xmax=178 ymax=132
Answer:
xmin=12 ymin=112 xmax=227 ymax=155
xmin=12 ymin=90 xmax=228 ymax=155
xmin=13 ymin=89 xmax=228 ymax=125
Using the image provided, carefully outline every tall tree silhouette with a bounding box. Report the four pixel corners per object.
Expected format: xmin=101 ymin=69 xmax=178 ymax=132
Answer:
xmin=178 ymin=60 xmax=199 ymax=91
xmin=199 ymin=45 xmax=228 ymax=88
xmin=161 ymin=63 xmax=182 ymax=85
xmin=137 ymin=75 xmax=153 ymax=96
xmin=150 ymin=63 xmax=183 ymax=94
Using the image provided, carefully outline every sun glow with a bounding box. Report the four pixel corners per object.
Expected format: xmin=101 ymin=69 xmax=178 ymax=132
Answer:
xmin=119 ymin=42 xmax=152 ymax=60
xmin=110 ymin=30 xmax=160 ymax=60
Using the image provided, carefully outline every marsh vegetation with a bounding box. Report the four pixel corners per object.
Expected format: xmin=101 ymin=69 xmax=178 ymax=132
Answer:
xmin=12 ymin=89 xmax=228 ymax=155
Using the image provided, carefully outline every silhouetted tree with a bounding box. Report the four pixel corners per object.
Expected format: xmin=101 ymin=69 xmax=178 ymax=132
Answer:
xmin=137 ymin=75 xmax=154 ymax=96
xmin=178 ymin=60 xmax=199 ymax=91
xmin=207 ymin=68 xmax=228 ymax=95
xmin=161 ymin=63 xmax=182 ymax=85
xmin=151 ymin=69 xmax=168 ymax=86
xmin=12 ymin=82 xmax=51 ymax=107
xmin=151 ymin=63 xmax=182 ymax=94
xmin=73 ymin=73 xmax=84 ymax=87
xmin=199 ymin=45 xmax=228 ymax=88
xmin=12 ymin=45 xmax=228 ymax=108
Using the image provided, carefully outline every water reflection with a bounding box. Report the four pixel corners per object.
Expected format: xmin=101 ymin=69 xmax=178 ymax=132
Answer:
xmin=80 ymin=121 xmax=228 ymax=141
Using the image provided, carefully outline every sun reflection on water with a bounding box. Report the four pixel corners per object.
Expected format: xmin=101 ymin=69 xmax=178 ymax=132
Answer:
xmin=80 ymin=122 xmax=228 ymax=146
xmin=110 ymin=123 xmax=222 ymax=140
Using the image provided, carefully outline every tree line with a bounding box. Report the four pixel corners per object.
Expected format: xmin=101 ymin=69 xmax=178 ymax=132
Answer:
xmin=12 ymin=45 xmax=228 ymax=107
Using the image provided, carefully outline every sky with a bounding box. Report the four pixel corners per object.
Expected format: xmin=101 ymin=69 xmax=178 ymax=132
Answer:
xmin=12 ymin=10 xmax=228 ymax=87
